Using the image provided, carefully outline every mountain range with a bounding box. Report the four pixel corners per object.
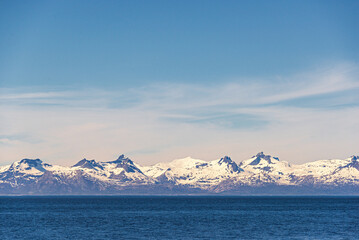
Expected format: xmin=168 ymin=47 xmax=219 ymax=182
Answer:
xmin=1 ymin=152 xmax=358 ymax=195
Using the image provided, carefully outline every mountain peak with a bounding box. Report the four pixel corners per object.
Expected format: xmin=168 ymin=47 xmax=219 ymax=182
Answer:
xmin=337 ymin=156 xmax=359 ymax=171
xmin=218 ymin=156 xmax=241 ymax=173
xmin=254 ymin=152 xmax=271 ymax=159
xmin=19 ymin=158 xmax=42 ymax=165
xmin=249 ymin=152 xmax=279 ymax=165
xmin=106 ymin=155 xmax=141 ymax=173
xmin=11 ymin=158 xmax=49 ymax=172
xmin=218 ymin=156 xmax=233 ymax=164
xmin=109 ymin=154 xmax=134 ymax=165
xmin=72 ymin=159 xmax=103 ymax=170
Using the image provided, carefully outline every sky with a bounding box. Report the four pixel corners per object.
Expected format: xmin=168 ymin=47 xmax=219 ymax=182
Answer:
xmin=0 ymin=0 xmax=359 ymax=166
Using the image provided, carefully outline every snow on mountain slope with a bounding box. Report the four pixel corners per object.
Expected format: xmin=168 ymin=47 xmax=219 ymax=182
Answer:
xmin=237 ymin=152 xmax=294 ymax=185
xmin=141 ymin=156 xmax=207 ymax=178
xmin=0 ymin=155 xmax=155 ymax=190
xmin=297 ymin=158 xmax=352 ymax=176
xmin=10 ymin=158 xmax=51 ymax=175
xmin=0 ymin=165 xmax=9 ymax=173
xmin=0 ymin=159 xmax=53 ymax=187
xmin=142 ymin=156 xmax=242 ymax=188
xmin=294 ymin=156 xmax=359 ymax=185
xmin=330 ymin=156 xmax=359 ymax=184
xmin=71 ymin=155 xmax=154 ymax=185
xmin=72 ymin=159 xmax=104 ymax=170
xmin=281 ymin=156 xmax=359 ymax=186
xmin=240 ymin=152 xmax=291 ymax=170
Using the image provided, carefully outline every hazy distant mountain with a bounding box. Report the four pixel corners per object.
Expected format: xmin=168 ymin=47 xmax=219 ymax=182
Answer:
xmin=1 ymin=152 xmax=358 ymax=195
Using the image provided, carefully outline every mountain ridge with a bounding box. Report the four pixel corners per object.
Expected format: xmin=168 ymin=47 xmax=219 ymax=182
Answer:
xmin=1 ymin=152 xmax=358 ymax=195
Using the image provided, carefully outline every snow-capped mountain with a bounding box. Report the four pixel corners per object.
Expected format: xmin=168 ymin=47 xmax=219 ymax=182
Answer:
xmin=291 ymin=155 xmax=359 ymax=186
xmin=142 ymin=156 xmax=241 ymax=188
xmin=0 ymin=153 xmax=358 ymax=195
xmin=71 ymin=155 xmax=154 ymax=185
xmin=237 ymin=152 xmax=293 ymax=185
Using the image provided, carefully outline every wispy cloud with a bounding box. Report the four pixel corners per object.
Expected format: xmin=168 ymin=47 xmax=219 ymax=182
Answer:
xmin=1 ymin=63 xmax=358 ymax=165
xmin=0 ymin=91 xmax=69 ymax=100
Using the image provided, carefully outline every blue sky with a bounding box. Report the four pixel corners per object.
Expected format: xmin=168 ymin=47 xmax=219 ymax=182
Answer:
xmin=0 ymin=1 xmax=358 ymax=165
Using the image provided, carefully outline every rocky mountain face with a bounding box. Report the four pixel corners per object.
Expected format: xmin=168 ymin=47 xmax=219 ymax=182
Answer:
xmin=1 ymin=153 xmax=358 ymax=195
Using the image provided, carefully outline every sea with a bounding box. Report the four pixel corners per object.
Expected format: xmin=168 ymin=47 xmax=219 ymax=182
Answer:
xmin=0 ymin=196 xmax=358 ymax=239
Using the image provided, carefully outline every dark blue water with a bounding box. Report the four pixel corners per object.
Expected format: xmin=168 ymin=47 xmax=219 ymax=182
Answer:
xmin=0 ymin=196 xmax=358 ymax=239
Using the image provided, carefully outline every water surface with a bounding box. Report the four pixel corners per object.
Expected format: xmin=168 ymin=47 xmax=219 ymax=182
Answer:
xmin=0 ymin=196 xmax=358 ymax=239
